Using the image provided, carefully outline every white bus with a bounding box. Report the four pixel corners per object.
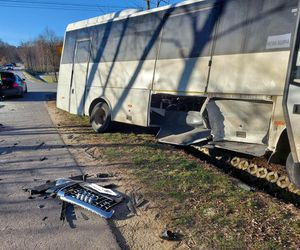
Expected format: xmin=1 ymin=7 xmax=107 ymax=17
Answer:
xmin=57 ymin=0 xmax=300 ymax=187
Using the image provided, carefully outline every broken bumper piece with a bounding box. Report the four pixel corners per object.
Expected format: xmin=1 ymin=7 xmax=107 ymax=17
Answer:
xmin=55 ymin=179 xmax=122 ymax=219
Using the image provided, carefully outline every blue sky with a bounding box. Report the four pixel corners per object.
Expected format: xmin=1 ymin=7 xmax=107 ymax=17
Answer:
xmin=0 ymin=0 xmax=181 ymax=46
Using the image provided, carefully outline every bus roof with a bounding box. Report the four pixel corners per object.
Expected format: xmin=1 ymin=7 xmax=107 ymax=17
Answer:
xmin=66 ymin=0 xmax=207 ymax=32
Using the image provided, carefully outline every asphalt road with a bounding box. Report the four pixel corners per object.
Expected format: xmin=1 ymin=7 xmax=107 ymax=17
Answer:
xmin=0 ymin=71 xmax=119 ymax=250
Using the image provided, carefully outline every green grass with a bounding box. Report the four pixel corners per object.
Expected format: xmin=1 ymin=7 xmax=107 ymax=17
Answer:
xmin=101 ymin=132 xmax=300 ymax=248
xmin=56 ymin=107 xmax=300 ymax=249
xmin=40 ymin=75 xmax=57 ymax=83
xmin=22 ymin=71 xmax=43 ymax=83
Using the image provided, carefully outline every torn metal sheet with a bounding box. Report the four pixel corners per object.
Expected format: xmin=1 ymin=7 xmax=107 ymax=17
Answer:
xmin=206 ymin=99 xmax=272 ymax=144
xmin=156 ymin=110 xmax=211 ymax=145
xmin=208 ymin=141 xmax=267 ymax=157
xmin=85 ymin=183 xmax=120 ymax=197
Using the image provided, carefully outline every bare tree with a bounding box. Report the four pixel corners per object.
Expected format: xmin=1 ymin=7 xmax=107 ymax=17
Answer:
xmin=18 ymin=28 xmax=62 ymax=80
xmin=39 ymin=27 xmax=62 ymax=81
xmin=0 ymin=39 xmax=20 ymax=65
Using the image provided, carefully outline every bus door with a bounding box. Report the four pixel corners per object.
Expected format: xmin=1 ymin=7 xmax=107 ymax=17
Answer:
xmin=69 ymin=39 xmax=91 ymax=115
xmin=283 ymin=4 xmax=300 ymax=166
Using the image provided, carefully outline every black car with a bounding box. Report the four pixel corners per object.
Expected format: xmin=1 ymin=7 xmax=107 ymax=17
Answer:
xmin=0 ymin=71 xmax=28 ymax=98
xmin=4 ymin=64 xmax=14 ymax=70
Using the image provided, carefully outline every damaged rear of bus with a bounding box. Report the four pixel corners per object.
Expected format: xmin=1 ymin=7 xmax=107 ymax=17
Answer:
xmin=150 ymin=0 xmax=300 ymax=187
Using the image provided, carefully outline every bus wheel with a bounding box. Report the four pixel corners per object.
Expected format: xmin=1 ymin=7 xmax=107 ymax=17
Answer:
xmin=286 ymin=153 xmax=300 ymax=188
xmin=90 ymin=102 xmax=111 ymax=133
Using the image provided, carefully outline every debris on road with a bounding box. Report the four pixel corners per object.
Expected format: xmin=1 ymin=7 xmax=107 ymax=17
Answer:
xmin=24 ymin=176 xmax=123 ymax=219
xmin=85 ymin=147 xmax=103 ymax=159
xmin=96 ymin=173 xmax=114 ymax=178
xmin=237 ymin=182 xmax=256 ymax=192
xmin=129 ymin=191 xmax=147 ymax=209
xmin=126 ymin=191 xmax=148 ymax=216
xmin=159 ymin=230 xmax=183 ymax=241
xmin=69 ymin=174 xmax=88 ymax=181
xmin=35 ymin=142 xmax=45 ymax=150
xmin=80 ymin=212 xmax=89 ymax=220
xmin=102 ymin=183 xmax=119 ymax=189
xmin=60 ymin=201 xmax=67 ymax=221
xmin=39 ymin=156 xmax=48 ymax=161
xmin=126 ymin=200 xmax=137 ymax=216
xmin=24 ymin=181 xmax=56 ymax=195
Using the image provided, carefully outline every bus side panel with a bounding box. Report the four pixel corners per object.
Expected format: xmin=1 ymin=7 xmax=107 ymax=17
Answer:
xmin=208 ymin=0 xmax=297 ymax=95
xmin=84 ymin=59 xmax=156 ymax=126
xmin=87 ymin=60 xmax=156 ymax=90
xmin=153 ymin=6 xmax=220 ymax=94
xmin=206 ymin=100 xmax=273 ymax=144
xmin=85 ymin=86 xmax=150 ymax=127
xmin=207 ymin=52 xmax=289 ymax=95
xmin=57 ymin=63 xmax=73 ymax=112
xmin=153 ymin=57 xmax=210 ymax=94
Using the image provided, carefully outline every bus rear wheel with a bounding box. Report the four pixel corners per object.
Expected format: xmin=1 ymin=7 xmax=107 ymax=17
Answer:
xmin=90 ymin=101 xmax=111 ymax=133
xmin=286 ymin=153 xmax=300 ymax=188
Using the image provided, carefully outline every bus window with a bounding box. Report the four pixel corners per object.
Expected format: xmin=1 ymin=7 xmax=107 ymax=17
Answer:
xmin=246 ymin=0 xmax=297 ymax=53
xmin=158 ymin=7 xmax=216 ymax=60
xmin=75 ymin=40 xmax=91 ymax=64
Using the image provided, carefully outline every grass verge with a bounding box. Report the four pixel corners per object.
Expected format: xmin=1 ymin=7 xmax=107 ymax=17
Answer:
xmin=39 ymin=74 xmax=57 ymax=83
xmin=22 ymin=70 xmax=44 ymax=83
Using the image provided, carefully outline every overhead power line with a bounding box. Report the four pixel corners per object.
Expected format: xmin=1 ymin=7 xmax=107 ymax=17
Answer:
xmin=0 ymin=4 xmax=109 ymax=12
xmin=0 ymin=0 xmax=130 ymax=8
xmin=0 ymin=0 xmax=135 ymax=11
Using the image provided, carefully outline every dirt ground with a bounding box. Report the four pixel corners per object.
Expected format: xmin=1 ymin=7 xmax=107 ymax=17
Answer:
xmin=47 ymin=101 xmax=300 ymax=250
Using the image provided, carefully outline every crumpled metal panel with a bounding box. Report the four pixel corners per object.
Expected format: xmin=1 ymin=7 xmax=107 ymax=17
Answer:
xmin=156 ymin=110 xmax=211 ymax=145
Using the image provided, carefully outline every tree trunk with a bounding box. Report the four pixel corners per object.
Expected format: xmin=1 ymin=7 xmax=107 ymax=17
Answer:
xmin=146 ymin=0 xmax=150 ymax=10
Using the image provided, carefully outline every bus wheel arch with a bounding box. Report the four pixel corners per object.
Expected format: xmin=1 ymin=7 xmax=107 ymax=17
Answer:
xmin=269 ymin=129 xmax=291 ymax=165
xmin=89 ymin=97 xmax=111 ymax=116
xmin=89 ymin=97 xmax=112 ymax=133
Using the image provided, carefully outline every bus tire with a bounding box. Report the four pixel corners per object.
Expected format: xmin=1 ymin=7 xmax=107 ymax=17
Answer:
xmin=90 ymin=101 xmax=111 ymax=133
xmin=286 ymin=153 xmax=300 ymax=188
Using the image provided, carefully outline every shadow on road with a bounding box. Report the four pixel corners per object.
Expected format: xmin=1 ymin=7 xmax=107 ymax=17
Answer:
xmin=3 ymin=92 xmax=56 ymax=102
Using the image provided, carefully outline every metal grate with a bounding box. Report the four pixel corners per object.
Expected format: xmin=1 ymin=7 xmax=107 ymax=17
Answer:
xmin=57 ymin=183 xmax=121 ymax=218
xmin=63 ymin=184 xmax=117 ymax=212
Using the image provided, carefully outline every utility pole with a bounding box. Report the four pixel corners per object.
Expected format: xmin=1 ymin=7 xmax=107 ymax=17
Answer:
xmin=146 ymin=0 xmax=150 ymax=10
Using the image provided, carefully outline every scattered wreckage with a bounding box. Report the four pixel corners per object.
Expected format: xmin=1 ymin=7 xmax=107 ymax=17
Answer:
xmin=24 ymin=175 xmax=182 ymax=242
xmin=24 ymin=175 xmax=123 ymax=219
